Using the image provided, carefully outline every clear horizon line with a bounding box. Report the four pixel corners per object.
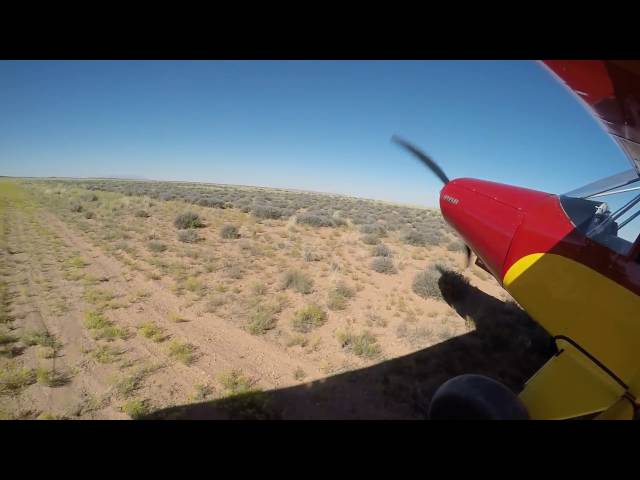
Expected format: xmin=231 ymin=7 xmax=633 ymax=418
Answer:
xmin=2 ymin=174 xmax=439 ymax=210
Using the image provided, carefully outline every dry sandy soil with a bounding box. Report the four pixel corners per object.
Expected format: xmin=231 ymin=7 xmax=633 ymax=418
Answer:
xmin=0 ymin=179 xmax=554 ymax=419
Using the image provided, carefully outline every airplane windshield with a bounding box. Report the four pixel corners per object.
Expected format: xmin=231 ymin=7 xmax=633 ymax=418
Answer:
xmin=560 ymin=176 xmax=640 ymax=255
xmin=564 ymin=169 xmax=640 ymax=199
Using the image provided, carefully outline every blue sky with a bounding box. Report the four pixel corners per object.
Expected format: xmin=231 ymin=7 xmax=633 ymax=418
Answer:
xmin=0 ymin=60 xmax=631 ymax=207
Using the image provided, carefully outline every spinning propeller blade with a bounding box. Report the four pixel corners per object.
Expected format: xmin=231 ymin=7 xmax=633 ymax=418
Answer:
xmin=392 ymin=134 xmax=472 ymax=268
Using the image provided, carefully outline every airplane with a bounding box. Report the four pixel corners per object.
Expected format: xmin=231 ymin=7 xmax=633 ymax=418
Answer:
xmin=392 ymin=60 xmax=640 ymax=420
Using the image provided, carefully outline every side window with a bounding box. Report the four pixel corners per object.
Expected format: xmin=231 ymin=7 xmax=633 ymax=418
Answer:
xmin=584 ymin=190 xmax=640 ymax=256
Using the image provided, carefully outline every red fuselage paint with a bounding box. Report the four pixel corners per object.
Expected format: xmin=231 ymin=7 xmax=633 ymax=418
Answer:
xmin=439 ymin=178 xmax=640 ymax=296
xmin=439 ymin=179 xmax=549 ymax=280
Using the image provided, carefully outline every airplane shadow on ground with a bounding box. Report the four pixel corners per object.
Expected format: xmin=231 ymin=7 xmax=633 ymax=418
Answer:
xmin=143 ymin=271 xmax=557 ymax=420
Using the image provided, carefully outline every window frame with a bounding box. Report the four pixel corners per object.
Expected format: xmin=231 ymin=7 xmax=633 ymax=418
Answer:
xmin=563 ymin=173 xmax=640 ymax=258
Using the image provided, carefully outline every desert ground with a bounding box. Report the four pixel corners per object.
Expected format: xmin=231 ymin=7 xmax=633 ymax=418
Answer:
xmin=0 ymin=178 xmax=554 ymax=419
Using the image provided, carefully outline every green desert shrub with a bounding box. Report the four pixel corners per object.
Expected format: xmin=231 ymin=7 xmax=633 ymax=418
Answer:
xmin=178 ymin=229 xmax=201 ymax=243
xmin=400 ymin=229 xmax=426 ymax=246
xmin=224 ymin=263 xmax=243 ymax=280
xmin=247 ymin=305 xmax=278 ymax=335
xmin=250 ymin=282 xmax=268 ymax=296
xmin=89 ymin=344 xmax=124 ymax=364
xmin=111 ymin=368 xmax=154 ymax=399
xmin=303 ymin=248 xmax=322 ymax=262
xmin=292 ymin=304 xmax=327 ymax=333
xmin=281 ymin=270 xmax=313 ymax=294
xmin=219 ymin=369 xmax=254 ymax=395
xmin=148 ymin=240 xmax=167 ymax=253
xmin=422 ymin=229 xmax=446 ymax=246
xmin=205 ymin=294 xmax=227 ymax=312
xmin=191 ymin=384 xmax=214 ymax=401
xmin=252 ymin=205 xmax=285 ymax=220
xmin=360 ymin=223 xmax=387 ymax=236
xmin=167 ymin=340 xmax=196 ymax=365
xmin=83 ymin=288 xmax=117 ymax=310
xmin=83 ymin=311 xmax=111 ymax=330
xmin=327 ymin=282 xmax=355 ymax=311
xmin=370 ymin=257 xmax=396 ymax=274
xmin=0 ymin=362 xmax=36 ymax=394
xmin=21 ymin=329 xmax=58 ymax=349
xmin=297 ymin=213 xmax=334 ymax=227
xmin=361 ymin=234 xmax=380 ymax=245
xmin=446 ymin=239 xmax=467 ymax=252
xmin=137 ymin=322 xmax=167 ymax=342
xmin=372 ymin=243 xmax=392 ymax=257
xmin=0 ymin=331 xmax=16 ymax=346
xmin=184 ymin=276 xmax=207 ymax=295
xmin=412 ymin=264 xmax=444 ymax=300
xmin=82 ymin=193 xmax=98 ymax=202
xmin=196 ymin=197 xmax=226 ymax=208
xmin=94 ymin=324 xmax=129 ymax=341
xmin=336 ymin=330 xmax=381 ymax=358
xmin=35 ymin=367 xmax=70 ymax=387
xmin=174 ymin=212 xmax=203 ymax=229
xmin=122 ymin=399 xmax=149 ymax=419
xmin=220 ymin=224 xmax=240 ymax=239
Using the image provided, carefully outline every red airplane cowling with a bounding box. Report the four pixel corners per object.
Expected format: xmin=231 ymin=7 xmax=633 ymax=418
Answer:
xmin=439 ymin=179 xmax=552 ymax=282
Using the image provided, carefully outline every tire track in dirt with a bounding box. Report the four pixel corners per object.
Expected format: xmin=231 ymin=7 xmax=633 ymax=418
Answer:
xmin=42 ymin=210 xmax=325 ymax=397
xmin=3 ymin=205 xmax=128 ymax=418
xmin=4 ymin=199 xmax=205 ymax=418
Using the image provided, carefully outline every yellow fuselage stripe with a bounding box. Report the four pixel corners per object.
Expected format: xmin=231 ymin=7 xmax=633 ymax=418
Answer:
xmin=503 ymin=253 xmax=640 ymax=395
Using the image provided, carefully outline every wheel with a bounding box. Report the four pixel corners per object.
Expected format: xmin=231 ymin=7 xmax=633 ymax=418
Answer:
xmin=428 ymin=374 xmax=529 ymax=420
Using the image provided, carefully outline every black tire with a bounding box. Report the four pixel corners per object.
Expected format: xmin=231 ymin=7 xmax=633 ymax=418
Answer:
xmin=428 ymin=374 xmax=529 ymax=420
